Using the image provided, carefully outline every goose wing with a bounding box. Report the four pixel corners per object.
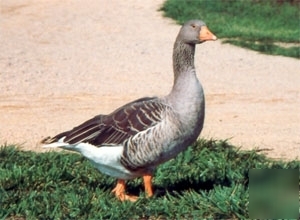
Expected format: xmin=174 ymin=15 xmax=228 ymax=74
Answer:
xmin=42 ymin=97 xmax=167 ymax=146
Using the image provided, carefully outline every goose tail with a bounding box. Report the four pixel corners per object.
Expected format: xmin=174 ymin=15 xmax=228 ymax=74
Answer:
xmin=41 ymin=135 xmax=70 ymax=149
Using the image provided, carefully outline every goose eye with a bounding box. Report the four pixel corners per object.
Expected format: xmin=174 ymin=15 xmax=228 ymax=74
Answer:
xmin=191 ymin=24 xmax=196 ymax=28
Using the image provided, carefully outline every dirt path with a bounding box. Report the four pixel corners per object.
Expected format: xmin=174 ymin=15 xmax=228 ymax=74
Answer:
xmin=1 ymin=0 xmax=299 ymax=160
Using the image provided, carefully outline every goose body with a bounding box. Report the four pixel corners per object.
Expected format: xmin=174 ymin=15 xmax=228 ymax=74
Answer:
xmin=42 ymin=20 xmax=217 ymax=201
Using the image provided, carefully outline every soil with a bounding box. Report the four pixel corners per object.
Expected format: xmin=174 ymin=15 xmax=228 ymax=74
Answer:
xmin=1 ymin=0 xmax=299 ymax=160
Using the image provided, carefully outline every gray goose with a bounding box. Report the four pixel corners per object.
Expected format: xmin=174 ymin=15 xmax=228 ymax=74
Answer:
xmin=42 ymin=20 xmax=217 ymax=201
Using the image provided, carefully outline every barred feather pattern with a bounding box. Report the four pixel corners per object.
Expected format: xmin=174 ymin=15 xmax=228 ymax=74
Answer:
xmin=42 ymin=97 xmax=169 ymax=148
xmin=120 ymin=107 xmax=183 ymax=171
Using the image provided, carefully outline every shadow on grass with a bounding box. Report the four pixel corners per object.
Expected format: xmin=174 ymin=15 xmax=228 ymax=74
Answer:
xmin=223 ymin=39 xmax=300 ymax=58
xmin=0 ymin=140 xmax=298 ymax=219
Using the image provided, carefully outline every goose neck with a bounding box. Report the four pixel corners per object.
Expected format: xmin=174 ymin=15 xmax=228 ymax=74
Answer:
xmin=172 ymin=41 xmax=196 ymax=82
xmin=167 ymin=41 xmax=201 ymax=104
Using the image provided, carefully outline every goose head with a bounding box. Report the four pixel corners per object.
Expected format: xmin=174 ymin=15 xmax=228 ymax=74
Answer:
xmin=177 ymin=20 xmax=217 ymax=44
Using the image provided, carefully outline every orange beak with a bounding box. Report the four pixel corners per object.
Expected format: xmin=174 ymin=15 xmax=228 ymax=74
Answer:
xmin=199 ymin=26 xmax=217 ymax=41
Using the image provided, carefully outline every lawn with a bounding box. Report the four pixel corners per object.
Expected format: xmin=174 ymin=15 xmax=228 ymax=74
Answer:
xmin=160 ymin=0 xmax=300 ymax=58
xmin=1 ymin=140 xmax=298 ymax=219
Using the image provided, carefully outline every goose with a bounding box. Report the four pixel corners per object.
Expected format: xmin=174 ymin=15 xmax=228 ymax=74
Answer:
xmin=41 ymin=20 xmax=217 ymax=202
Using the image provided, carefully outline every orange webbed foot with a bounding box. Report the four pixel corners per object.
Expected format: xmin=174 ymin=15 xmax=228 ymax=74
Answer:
xmin=112 ymin=175 xmax=154 ymax=202
xmin=112 ymin=179 xmax=138 ymax=202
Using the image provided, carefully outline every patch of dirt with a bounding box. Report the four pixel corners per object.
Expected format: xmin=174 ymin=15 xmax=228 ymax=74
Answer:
xmin=1 ymin=0 xmax=299 ymax=161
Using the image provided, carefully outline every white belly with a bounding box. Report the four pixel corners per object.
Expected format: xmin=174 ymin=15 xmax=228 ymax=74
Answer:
xmin=77 ymin=144 xmax=137 ymax=179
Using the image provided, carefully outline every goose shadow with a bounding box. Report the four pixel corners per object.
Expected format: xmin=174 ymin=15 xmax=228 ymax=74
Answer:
xmin=124 ymin=175 xmax=234 ymax=199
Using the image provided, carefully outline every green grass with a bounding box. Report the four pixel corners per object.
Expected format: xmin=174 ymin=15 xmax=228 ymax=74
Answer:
xmin=1 ymin=140 xmax=299 ymax=219
xmin=160 ymin=0 xmax=300 ymax=58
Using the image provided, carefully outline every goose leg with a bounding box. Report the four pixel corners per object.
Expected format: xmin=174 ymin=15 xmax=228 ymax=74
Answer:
xmin=143 ymin=174 xmax=153 ymax=197
xmin=111 ymin=179 xmax=138 ymax=202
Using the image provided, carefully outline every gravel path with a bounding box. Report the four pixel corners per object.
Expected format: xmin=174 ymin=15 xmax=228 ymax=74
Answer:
xmin=1 ymin=0 xmax=299 ymax=160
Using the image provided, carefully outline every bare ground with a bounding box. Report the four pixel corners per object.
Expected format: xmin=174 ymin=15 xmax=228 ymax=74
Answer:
xmin=1 ymin=0 xmax=299 ymax=160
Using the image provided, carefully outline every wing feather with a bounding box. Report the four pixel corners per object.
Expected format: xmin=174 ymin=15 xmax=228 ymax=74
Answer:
xmin=42 ymin=97 xmax=168 ymax=147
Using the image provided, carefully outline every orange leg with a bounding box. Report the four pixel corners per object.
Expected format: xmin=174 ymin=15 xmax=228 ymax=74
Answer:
xmin=111 ymin=179 xmax=138 ymax=202
xmin=143 ymin=174 xmax=154 ymax=198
